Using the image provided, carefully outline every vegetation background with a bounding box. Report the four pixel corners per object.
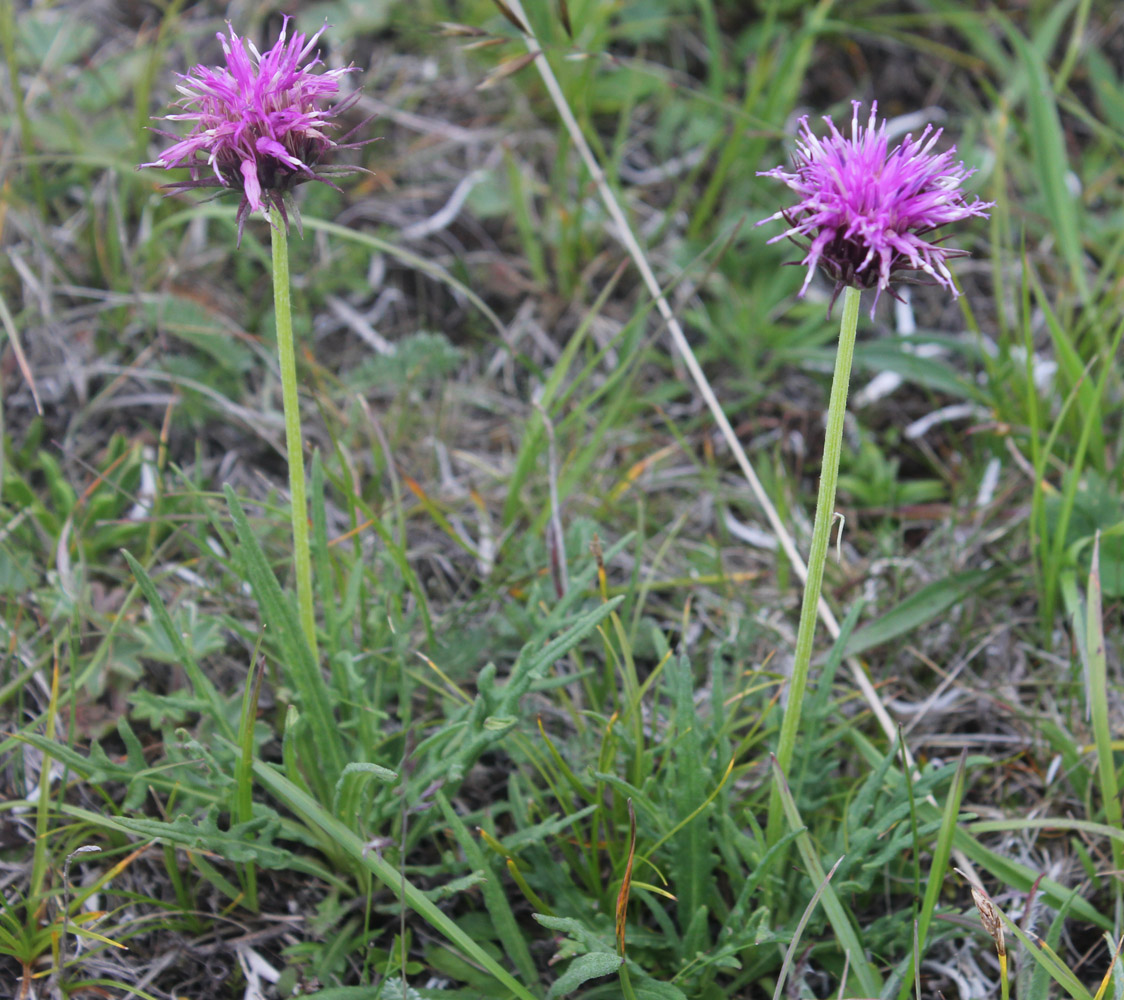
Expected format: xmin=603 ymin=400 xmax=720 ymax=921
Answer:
xmin=1 ymin=0 xmax=1122 ymax=997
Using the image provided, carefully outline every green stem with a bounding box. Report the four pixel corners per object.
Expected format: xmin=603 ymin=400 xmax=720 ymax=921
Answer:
xmin=270 ymin=207 xmax=318 ymax=661
xmin=766 ymin=284 xmax=861 ymax=848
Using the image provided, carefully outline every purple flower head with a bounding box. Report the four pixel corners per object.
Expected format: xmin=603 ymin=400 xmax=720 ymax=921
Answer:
xmin=141 ymin=16 xmax=368 ymax=243
xmin=757 ymin=102 xmax=992 ymax=315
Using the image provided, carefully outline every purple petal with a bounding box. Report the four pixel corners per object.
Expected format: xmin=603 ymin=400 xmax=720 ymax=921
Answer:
xmin=757 ymin=102 xmax=993 ymax=309
xmin=240 ymin=158 xmax=263 ymax=213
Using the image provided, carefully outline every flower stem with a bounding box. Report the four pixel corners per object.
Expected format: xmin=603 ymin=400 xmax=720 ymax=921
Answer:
xmin=270 ymin=207 xmax=318 ymax=661
xmin=766 ymin=284 xmax=861 ymax=847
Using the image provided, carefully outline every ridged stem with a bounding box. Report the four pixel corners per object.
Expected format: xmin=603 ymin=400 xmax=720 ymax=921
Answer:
xmin=270 ymin=207 xmax=318 ymax=661
xmin=766 ymin=284 xmax=861 ymax=846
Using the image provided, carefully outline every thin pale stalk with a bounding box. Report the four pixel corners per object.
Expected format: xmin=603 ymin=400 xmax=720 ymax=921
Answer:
xmin=271 ymin=207 xmax=318 ymax=660
xmin=765 ymin=285 xmax=861 ymax=847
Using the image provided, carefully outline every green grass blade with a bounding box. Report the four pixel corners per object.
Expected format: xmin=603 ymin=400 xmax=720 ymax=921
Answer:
xmin=1085 ymin=539 xmax=1124 ymax=917
xmin=309 ymin=451 xmax=340 ymax=657
xmin=253 ymin=761 xmax=541 ymax=1000
xmin=224 ymin=484 xmax=344 ymax=791
xmin=894 ymin=752 xmax=966 ymax=1000
xmin=669 ymin=653 xmax=711 ymax=952
xmin=1002 ymin=905 xmax=1094 ymax=1000
xmin=770 ymin=755 xmax=882 ymax=998
xmin=1001 ymin=16 xmax=1089 ymax=301
xmin=773 ymin=855 xmax=845 ymax=1000
xmin=235 ymin=649 xmax=265 ymax=912
xmin=949 ymin=825 xmax=1109 ymax=930
xmin=436 ymin=792 xmax=540 ymax=989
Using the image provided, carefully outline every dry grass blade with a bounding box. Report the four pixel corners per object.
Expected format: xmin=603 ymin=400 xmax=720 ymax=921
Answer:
xmin=438 ymin=21 xmax=489 ymax=37
xmin=1092 ymin=935 xmax=1123 ymax=1000
xmin=558 ymin=0 xmax=573 ymax=39
xmin=490 ymin=0 xmax=530 ymax=35
xmin=616 ymin=798 xmax=636 ymax=956
xmin=478 ymin=50 xmax=540 ymax=90
xmin=0 ymin=288 xmax=42 ymax=414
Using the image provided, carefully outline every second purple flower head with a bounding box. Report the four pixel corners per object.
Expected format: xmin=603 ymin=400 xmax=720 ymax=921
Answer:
xmin=142 ymin=15 xmax=366 ymax=242
xmin=758 ymin=102 xmax=992 ymax=314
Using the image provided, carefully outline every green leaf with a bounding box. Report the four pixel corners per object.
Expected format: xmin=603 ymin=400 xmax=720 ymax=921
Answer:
xmin=840 ymin=568 xmax=1005 ymax=659
xmin=62 ymin=805 xmax=292 ymax=867
xmin=435 ymin=792 xmax=539 ymax=987
xmin=1003 ymin=899 xmax=1094 ymax=1000
xmin=547 ymin=952 xmax=623 ymax=999
xmin=629 ymin=978 xmax=688 ymax=1000
xmin=669 ymin=653 xmax=711 ymax=951
xmin=849 ymin=340 xmax=985 ymax=402
xmin=332 ymin=762 xmax=398 ymax=821
xmin=121 ymin=550 xmax=233 ymax=739
xmin=443 ymin=596 xmax=623 ymax=779
xmin=948 ymin=826 xmax=1109 ymax=931
xmin=343 ymin=332 xmax=462 ymax=391
xmin=897 ymin=752 xmax=966 ymax=1000
xmin=139 ymin=294 xmax=254 ymax=374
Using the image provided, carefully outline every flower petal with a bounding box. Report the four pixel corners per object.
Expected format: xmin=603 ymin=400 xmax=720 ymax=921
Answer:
xmin=240 ymin=158 xmax=263 ymax=214
xmin=757 ymin=102 xmax=993 ymax=310
xmin=141 ymin=17 xmax=363 ymax=233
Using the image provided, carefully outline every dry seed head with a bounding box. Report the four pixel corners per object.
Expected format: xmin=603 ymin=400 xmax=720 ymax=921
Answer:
xmin=968 ymin=882 xmax=1006 ymax=958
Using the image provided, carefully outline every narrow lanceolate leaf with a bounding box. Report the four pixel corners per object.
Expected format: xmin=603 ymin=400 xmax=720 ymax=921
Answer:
xmin=840 ymin=568 xmax=1004 ymax=659
xmin=490 ymin=0 xmax=530 ymax=34
xmin=773 ymin=856 xmax=845 ymax=1000
xmin=557 ymin=0 xmax=573 ymax=38
xmin=224 ymin=485 xmax=343 ymax=790
xmin=121 ymin=550 xmax=233 ymax=740
xmin=435 ymin=794 xmax=539 ymax=987
xmin=1000 ymin=910 xmax=1094 ymax=1000
xmin=670 ymin=653 xmax=712 ymax=954
xmin=898 ymin=751 xmax=967 ymax=1000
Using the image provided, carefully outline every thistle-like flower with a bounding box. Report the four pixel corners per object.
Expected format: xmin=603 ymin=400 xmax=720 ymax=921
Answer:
xmin=758 ymin=101 xmax=992 ymax=313
xmin=141 ymin=16 xmax=366 ymax=242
